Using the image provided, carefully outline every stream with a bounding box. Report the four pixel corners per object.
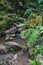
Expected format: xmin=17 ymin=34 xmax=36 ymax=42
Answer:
xmin=0 ymin=37 xmax=29 ymax=65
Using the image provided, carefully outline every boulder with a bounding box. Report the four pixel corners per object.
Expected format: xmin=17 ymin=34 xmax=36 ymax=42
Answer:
xmin=5 ymin=35 xmax=10 ymax=41
xmin=5 ymin=26 xmax=17 ymax=34
xmin=0 ymin=45 xmax=7 ymax=54
xmin=5 ymin=34 xmax=15 ymax=41
xmin=5 ymin=42 xmax=21 ymax=51
xmin=10 ymin=34 xmax=15 ymax=37
xmin=37 ymin=54 xmax=43 ymax=65
xmin=18 ymin=26 xmax=26 ymax=32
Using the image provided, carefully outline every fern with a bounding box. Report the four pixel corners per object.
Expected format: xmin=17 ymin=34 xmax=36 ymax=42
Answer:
xmin=20 ymin=29 xmax=34 ymax=39
xmin=29 ymin=59 xmax=41 ymax=65
xmin=20 ymin=28 xmax=39 ymax=47
xmin=27 ymin=30 xmax=39 ymax=47
xmin=20 ymin=29 xmax=30 ymax=39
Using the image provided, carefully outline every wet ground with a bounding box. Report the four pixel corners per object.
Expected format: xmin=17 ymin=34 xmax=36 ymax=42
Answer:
xmin=0 ymin=52 xmax=29 ymax=65
xmin=0 ymin=37 xmax=29 ymax=65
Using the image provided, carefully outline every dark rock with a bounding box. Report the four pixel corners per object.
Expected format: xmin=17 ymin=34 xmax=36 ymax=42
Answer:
xmin=5 ymin=41 xmax=21 ymax=51
xmin=5 ymin=26 xmax=17 ymax=34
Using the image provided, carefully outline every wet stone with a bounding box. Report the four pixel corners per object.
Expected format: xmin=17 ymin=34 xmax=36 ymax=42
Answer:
xmin=0 ymin=45 xmax=7 ymax=54
xmin=5 ymin=41 xmax=21 ymax=51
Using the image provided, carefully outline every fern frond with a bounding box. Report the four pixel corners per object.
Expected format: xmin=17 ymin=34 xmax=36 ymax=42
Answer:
xmin=27 ymin=30 xmax=39 ymax=47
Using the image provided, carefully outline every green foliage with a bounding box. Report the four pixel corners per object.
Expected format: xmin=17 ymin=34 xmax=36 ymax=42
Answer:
xmin=20 ymin=29 xmax=31 ymax=39
xmin=27 ymin=30 xmax=39 ymax=47
xmin=20 ymin=27 xmax=41 ymax=47
xmin=17 ymin=23 xmax=26 ymax=27
xmin=29 ymin=48 xmax=37 ymax=58
xmin=29 ymin=45 xmax=43 ymax=59
xmin=6 ymin=45 xmax=13 ymax=52
xmin=0 ymin=61 xmax=2 ymax=65
xmin=37 ymin=0 xmax=43 ymax=4
xmin=35 ymin=45 xmax=43 ymax=55
xmin=20 ymin=20 xmax=43 ymax=65
xmin=24 ymin=8 xmax=33 ymax=16
xmin=0 ymin=0 xmax=43 ymax=65
xmin=29 ymin=59 xmax=41 ymax=65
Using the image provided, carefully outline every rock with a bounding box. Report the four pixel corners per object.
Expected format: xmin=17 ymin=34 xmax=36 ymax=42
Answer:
xmin=18 ymin=28 xmax=23 ymax=32
xmin=5 ymin=41 xmax=20 ymax=46
xmin=18 ymin=26 xmax=26 ymax=32
xmin=5 ymin=30 xmax=10 ymax=34
xmin=37 ymin=54 xmax=43 ymax=65
xmin=10 ymin=34 xmax=15 ymax=37
xmin=9 ymin=27 xmax=17 ymax=34
xmin=9 ymin=37 xmax=13 ymax=40
xmin=13 ymin=54 xmax=18 ymax=60
xmin=5 ymin=26 xmax=17 ymax=34
xmin=5 ymin=35 xmax=10 ymax=41
xmin=8 ymin=13 xmax=16 ymax=17
xmin=9 ymin=7 xmax=15 ymax=11
xmin=5 ymin=26 xmax=17 ymax=41
xmin=0 ymin=45 xmax=7 ymax=54
xmin=5 ymin=34 xmax=16 ymax=41
xmin=17 ymin=51 xmax=24 ymax=56
xmin=5 ymin=41 xmax=21 ymax=50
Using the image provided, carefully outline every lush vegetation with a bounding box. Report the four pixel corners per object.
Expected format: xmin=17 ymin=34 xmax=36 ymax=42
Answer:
xmin=0 ymin=0 xmax=43 ymax=65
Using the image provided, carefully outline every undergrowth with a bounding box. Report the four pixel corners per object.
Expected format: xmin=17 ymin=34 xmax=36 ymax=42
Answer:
xmin=0 ymin=0 xmax=43 ymax=65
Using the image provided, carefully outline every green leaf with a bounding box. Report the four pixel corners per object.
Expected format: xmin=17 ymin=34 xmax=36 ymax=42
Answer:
xmin=17 ymin=24 xmax=26 ymax=27
xmin=15 ymin=16 xmax=25 ymax=21
xmin=18 ymin=2 xmax=23 ymax=6
xmin=24 ymin=8 xmax=33 ymax=16
xmin=37 ymin=0 xmax=43 ymax=4
xmin=35 ymin=45 xmax=43 ymax=54
xmin=20 ymin=29 xmax=31 ymax=39
xmin=27 ymin=31 xmax=39 ymax=47
xmin=29 ymin=59 xmax=41 ymax=65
